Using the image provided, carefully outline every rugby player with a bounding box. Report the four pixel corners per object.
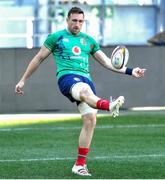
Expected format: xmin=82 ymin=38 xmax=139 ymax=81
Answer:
xmin=15 ymin=7 xmax=145 ymax=176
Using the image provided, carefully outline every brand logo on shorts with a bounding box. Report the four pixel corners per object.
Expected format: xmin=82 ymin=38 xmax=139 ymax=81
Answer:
xmin=72 ymin=46 xmax=81 ymax=55
xmin=73 ymin=77 xmax=80 ymax=81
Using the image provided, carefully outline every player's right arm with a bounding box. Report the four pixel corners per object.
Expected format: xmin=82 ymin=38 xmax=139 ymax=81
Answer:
xmin=15 ymin=45 xmax=51 ymax=95
xmin=94 ymin=50 xmax=146 ymax=78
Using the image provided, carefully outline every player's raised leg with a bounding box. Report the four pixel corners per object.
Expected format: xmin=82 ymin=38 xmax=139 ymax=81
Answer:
xmin=71 ymin=82 xmax=125 ymax=117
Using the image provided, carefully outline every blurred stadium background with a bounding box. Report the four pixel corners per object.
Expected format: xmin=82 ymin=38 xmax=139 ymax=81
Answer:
xmin=0 ymin=0 xmax=165 ymax=113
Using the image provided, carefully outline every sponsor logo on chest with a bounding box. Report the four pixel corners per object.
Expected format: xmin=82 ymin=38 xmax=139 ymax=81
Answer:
xmin=72 ymin=46 xmax=81 ymax=55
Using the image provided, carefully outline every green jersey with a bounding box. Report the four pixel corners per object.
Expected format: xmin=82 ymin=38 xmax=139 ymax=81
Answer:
xmin=43 ymin=29 xmax=100 ymax=80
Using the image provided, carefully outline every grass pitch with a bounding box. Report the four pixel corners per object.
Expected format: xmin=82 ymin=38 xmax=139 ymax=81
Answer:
xmin=0 ymin=112 xmax=165 ymax=179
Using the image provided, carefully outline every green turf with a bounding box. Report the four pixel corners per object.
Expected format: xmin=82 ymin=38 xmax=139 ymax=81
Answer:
xmin=0 ymin=112 xmax=165 ymax=179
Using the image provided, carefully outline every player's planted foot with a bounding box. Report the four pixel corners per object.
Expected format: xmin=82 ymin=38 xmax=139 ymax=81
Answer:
xmin=72 ymin=164 xmax=91 ymax=176
xmin=110 ymin=96 xmax=125 ymax=117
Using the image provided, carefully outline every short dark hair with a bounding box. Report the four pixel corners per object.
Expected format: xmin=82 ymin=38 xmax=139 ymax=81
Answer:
xmin=67 ymin=7 xmax=84 ymax=18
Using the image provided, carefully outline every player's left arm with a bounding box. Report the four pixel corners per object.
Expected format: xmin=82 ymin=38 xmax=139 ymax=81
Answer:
xmin=93 ymin=50 xmax=146 ymax=78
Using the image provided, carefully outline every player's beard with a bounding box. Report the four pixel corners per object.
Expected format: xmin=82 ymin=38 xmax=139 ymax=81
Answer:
xmin=72 ymin=26 xmax=80 ymax=35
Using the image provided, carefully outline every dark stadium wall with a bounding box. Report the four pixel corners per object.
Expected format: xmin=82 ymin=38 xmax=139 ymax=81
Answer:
xmin=0 ymin=46 xmax=164 ymax=113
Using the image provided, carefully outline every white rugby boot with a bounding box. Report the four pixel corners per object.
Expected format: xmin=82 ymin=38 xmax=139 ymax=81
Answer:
xmin=110 ymin=96 xmax=125 ymax=117
xmin=72 ymin=164 xmax=91 ymax=176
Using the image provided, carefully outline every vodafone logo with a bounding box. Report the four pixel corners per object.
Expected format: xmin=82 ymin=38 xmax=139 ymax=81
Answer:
xmin=72 ymin=46 xmax=81 ymax=55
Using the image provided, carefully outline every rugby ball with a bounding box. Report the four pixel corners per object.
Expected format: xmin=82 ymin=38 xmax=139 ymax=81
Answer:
xmin=111 ymin=45 xmax=129 ymax=69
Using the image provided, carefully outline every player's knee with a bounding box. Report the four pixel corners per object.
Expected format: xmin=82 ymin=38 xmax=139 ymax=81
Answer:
xmin=71 ymin=82 xmax=93 ymax=101
xmin=79 ymin=88 xmax=91 ymax=101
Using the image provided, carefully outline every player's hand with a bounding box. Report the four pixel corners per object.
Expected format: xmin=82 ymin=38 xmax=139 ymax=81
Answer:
xmin=15 ymin=80 xmax=25 ymax=95
xmin=132 ymin=67 xmax=146 ymax=78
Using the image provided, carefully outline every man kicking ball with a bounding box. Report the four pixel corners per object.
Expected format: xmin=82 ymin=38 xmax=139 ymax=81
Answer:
xmin=15 ymin=7 xmax=145 ymax=176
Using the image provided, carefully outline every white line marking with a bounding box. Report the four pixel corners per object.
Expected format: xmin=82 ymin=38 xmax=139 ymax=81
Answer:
xmin=0 ymin=114 xmax=82 ymax=121
xmin=97 ymin=124 xmax=165 ymax=129
xmin=0 ymin=157 xmax=74 ymax=163
xmin=0 ymin=154 xmax=165 ymax=163
xmin=0 ymin=124 xmax=165 ymax=132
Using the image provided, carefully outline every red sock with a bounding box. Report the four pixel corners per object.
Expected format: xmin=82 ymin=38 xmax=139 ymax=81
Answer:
xmin=96 ymin=99 xmax=110 ymax=111
xmin=76 ymin=147 xmax=89 ymax=166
